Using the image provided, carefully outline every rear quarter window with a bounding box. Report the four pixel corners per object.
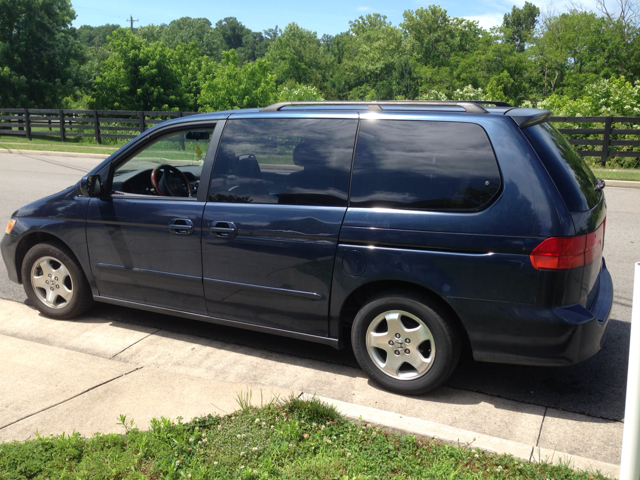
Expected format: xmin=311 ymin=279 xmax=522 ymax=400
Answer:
xmin=523 ymin=122 xmax=601 ymax=212
xmin=350 ymin=120 xmax=501 ymax=211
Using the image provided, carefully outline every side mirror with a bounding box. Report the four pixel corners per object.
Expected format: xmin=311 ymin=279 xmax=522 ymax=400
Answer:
xmin=79 ymin=174 xmax=103 ymax=197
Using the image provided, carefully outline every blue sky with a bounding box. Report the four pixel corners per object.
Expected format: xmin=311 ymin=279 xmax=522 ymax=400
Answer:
xmin=70 ymin=0 xmax=599 ymax=33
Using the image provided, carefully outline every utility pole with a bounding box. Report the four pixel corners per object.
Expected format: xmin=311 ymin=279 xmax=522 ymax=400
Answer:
xmin=128 ymin=14 xmax=138 ymax=32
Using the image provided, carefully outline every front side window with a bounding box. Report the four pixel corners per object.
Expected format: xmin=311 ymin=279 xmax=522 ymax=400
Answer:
xmin=112 ymin=128 xmax=214 ymax=197
xmin=209 ymin=118 xmax=358 ymax=206
xmin=350 ymin=120 xmax=501 ymax=211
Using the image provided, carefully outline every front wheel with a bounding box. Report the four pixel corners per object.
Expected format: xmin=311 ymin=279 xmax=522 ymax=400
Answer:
xmin=351 ymin=292 xmax=460 ymax=395
xmin=21 ymin=241 xmax=94 ymax=320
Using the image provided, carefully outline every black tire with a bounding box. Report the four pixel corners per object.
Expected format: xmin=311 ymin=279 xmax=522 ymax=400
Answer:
xmin=21 ymin=241 xmax=94 ymax=320
xmin=351 ymin=292 xmax=460 ymax=395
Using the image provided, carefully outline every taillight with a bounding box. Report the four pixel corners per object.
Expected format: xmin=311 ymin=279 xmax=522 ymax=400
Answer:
xmin=530 ymin=221 xmax=605 ymax=270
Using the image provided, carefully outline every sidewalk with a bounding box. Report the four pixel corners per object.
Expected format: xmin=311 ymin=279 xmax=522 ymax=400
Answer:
xmin=0 ymin=298 xmax=621 ymax=478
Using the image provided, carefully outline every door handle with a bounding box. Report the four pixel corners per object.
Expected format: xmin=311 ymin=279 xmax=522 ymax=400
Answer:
xmin=168 ymin=218 xmax=194 ymax=235
xmin=210 ymin=221 xmax=237 ymax=238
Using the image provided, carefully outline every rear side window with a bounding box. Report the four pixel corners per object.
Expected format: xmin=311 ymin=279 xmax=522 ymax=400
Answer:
xmin=523 ymin=122 xmax=601 ymax=212
xmin=350 ymin=120 xmax=501 ymax=211
xmin=209 ymin=118 xmax=357 ymax=206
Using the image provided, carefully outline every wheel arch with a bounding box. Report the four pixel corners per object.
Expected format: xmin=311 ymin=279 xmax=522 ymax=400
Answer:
xmin=14 ymin=232 xmax=75 ymax=284
xmin=338 ymin=280 xmax=470 ymax=352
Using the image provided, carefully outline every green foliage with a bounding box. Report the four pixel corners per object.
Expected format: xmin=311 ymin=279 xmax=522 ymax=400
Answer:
xmin=341 ymin=14 xmax=405 ymax=100
xmin=278 ymin=82 xmax=324 ymax=101
xmin=157 ymin=17 xmax=224 ymax=60
xmin=4 ymin=3 xmax=640 ymax=125
xmin=402 ymin=6 xmax=480 ymax=68
xmin=452 ymin=85 xmax=486 ymax=101
xmin=539 ymin=76 xmax=640 ymax=116
xmin=531 ymin=9 xmax=638 ymax=99
xmin=215 ymin=17 xmax=252 ymax=50
xmin=502 ymin=1 xmax=540 ymax=53
xmin=198 ymin=50 xmax=276 ymax=111
xmin=0 ymin=0 xmax=83 ymax=107
xmin=0 ymin=398 xmax=609 ymax=479
xmin=539 ymin=77 xmax=640 ymax=169
xmin=77 ymin=24 xmax=120 ymax=48
xmin=266 ymin=22 xmax=332 ymax=88
xmin=90 ymin=29 xmax=191 ymax=111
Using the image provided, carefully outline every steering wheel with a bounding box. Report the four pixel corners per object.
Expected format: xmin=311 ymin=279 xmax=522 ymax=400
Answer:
xmin=151 ymin=164 xmax=193 ymax=197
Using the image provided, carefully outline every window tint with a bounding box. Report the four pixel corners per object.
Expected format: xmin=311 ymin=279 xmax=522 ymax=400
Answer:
xmin=113 ymin=128 xmax=214 ymax=197
xmin=350 ymin=120 xmax=501 ymax=211
xmin=523 ymin=122 xmax=601 ymax=212
xmin=209 ymin=118 xmax=357 ymax=206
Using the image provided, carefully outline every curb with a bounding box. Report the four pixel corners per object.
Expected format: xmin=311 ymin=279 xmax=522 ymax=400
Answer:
xmin=0 ymin=148 xmax=111 ymax=159
xmin=301 ymin=394 xmax=620 ymax=479
xmin=605 ymin=179 xmax=640 ymax=189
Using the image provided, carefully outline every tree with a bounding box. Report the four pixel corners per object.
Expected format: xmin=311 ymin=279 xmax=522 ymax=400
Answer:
xmin=265 ymin=23 xmax=332 ymax=88
xmin=198 ymin=50 xmax=276 ymax=111
xmin=90 ymin=29 xmax=189 ymax=111
xmin=160 ymin=17 xmax=224 ymax=59
xmin=538 ymin=76 xmax=640 ymax=116
xmin=402 ymin=6 xmax=481 ymax=68
xmin=77 ymin=24 xmax=120 ymax=48
xmin=215 ymin=17 xmax=251 ymax=50
xmin=502 ymin=2 xmax=540 ymax=53
xmin=0 ymin=0 xmax=83 ymax=107
xmin=340 ymin=14 xmax=404 ymax=100
xmin=533 ymin=10 xmax=627 ymax=97
xmin=401 ymin=6 xmax=483 ymax=97
xmin=278 ymin=82 xmax=324 ymax=101
xmin=240 ymin=31 xmax=273 ymax=62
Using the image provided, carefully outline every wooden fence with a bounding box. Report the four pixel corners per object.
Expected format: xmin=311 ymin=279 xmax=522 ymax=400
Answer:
xmin=550 ymin=116 xmax=640 ymax=166
xmin=0 ymin=108 xmax=199 ymax=144
xmin=0 ymin=108 xmax=639 ymax=166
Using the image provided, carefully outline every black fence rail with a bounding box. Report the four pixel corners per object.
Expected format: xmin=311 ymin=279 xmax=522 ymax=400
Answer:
xmin=549 ymin=116 xmax=640 ymax=166
xmin=0 ymin=108 xmax=199 ymax=144
xmin=1 ymin=108 xmax=639 ymax=166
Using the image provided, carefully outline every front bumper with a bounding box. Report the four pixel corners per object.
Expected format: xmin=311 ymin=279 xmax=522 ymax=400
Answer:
xmin=1 ymin=232 xmax=21 ymax=284
xmin=452 ymin=259 xmax=614 ymax=366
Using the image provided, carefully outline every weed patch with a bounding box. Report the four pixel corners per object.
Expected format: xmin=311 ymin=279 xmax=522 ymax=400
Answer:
xmin=0 ymin=398 xmax=611 ymax=479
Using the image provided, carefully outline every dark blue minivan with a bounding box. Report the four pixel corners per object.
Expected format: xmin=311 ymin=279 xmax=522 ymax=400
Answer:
xmin=1 ymin=101 xmax=613 ymax=394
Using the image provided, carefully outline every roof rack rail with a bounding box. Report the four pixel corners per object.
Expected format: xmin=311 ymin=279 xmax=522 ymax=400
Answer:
xmin=260 ymin=100 xmax=494 ymax=114
xmin=471 ymin=100 xmax=513 ymax=107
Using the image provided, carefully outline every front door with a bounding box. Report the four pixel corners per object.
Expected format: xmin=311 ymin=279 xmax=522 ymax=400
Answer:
xmin=201 ymin=115 xmax=358 ymax=336
xmin=86 ymin=124 xmax=220 ymax=314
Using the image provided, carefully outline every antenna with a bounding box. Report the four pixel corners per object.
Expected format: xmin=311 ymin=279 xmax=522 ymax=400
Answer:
xmin=128 ymin=14 xmax=138 ymax=32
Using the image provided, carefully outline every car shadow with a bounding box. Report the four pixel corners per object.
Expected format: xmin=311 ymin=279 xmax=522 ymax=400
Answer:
xmin=55 ymin=301 xmax=629 ymax=422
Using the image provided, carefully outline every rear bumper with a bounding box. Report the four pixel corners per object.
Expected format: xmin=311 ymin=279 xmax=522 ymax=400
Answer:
xmin=453 ymin=259 xmax=614 ymax=366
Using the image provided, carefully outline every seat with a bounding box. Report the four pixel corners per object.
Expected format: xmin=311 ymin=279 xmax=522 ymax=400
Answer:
xmin=235 ymin=154 xmax=261 ymax=179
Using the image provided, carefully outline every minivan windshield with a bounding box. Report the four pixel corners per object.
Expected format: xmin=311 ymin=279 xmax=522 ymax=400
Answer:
xmin=523 ymin=122 xmax=601 ymax=212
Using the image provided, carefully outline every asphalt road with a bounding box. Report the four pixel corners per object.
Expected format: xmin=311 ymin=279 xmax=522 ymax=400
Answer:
xmin=1 ymin=151 xmax=639 ymax=421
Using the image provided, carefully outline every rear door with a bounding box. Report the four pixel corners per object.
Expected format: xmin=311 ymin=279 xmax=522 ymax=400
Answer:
xmin=523 ymin=122 xmax=606 ymax=307
xmin=201 ymin=113 xmax=358 ymax=336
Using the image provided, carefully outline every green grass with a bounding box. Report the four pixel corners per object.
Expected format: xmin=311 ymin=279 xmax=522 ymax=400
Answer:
xmin=0 ymin=397 xmax=609 ymax=479
xmin=591 ymin=168 xmax=640 ymax=181
xmin=0 ymin=135 xmax=122 ymax=155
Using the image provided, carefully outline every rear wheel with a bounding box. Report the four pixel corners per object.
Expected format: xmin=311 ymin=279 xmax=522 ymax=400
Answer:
xmin=21 ymin=241 xmax=94 ymax=319
xmin=351 ymin=292 xmax=460 ymax=395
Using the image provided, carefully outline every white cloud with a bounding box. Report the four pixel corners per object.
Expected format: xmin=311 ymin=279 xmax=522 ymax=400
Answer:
xmin=463 ymin=12 xmax=505 ymax=29
xmin=357 ymin=6 xmax=370 ymax=11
